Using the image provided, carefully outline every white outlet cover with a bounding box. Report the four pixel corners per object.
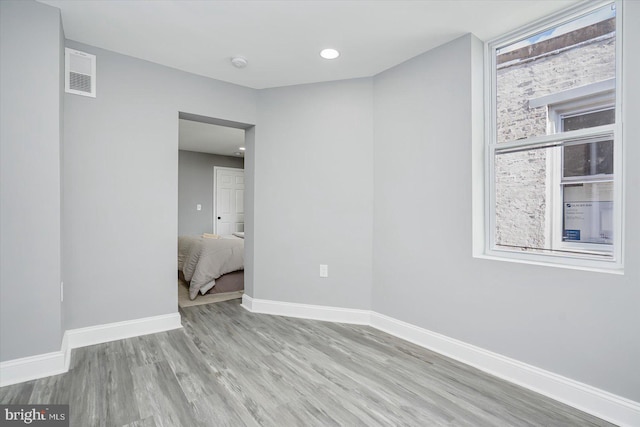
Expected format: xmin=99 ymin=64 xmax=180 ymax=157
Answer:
xmin=319 ymin=264 xmax=328 ymax=278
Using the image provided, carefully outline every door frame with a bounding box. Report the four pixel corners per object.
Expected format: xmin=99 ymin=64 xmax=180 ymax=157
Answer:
xmin=213 ymin=166 xmax=244 ymax=234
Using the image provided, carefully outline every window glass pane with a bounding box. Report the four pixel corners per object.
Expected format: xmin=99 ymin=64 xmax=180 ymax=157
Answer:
xmin=563 ymin=182 xmax=613 ymax=244
xmin=496 ymin=5 xmax=616 ymax=143
xmin=563 ymin=139 xmax=613 ymax=177
xmin=495 ymin=146 xmax=552 ymax=251
xmin=495 ymin=146 xmax=613 ymax=257
xmin=562 ymin=108 xmax=614 ymax=131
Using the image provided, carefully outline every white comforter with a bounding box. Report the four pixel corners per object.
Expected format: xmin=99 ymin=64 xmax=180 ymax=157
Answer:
xmin=178 ymin=236 xmax=244 ymax=299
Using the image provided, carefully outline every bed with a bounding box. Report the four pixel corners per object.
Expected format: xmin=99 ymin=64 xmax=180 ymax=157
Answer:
xmin=178 ymin=234 xmax=244 ymax=300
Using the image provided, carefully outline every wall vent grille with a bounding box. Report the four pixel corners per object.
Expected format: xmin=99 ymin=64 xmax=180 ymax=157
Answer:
xmin=65 ymin=48 xmax=96 ymax=98
xmin=69 ymin=72 xmax=91 ymax=93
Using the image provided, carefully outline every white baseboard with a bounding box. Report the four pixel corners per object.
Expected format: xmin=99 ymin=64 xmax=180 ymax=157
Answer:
xmin=0 ymin=351 xmax=67 ymax=387
xmin=1 ymin=312 xmax=182 ymax=387
xmin=64 ymin=312 xmax=182 ymax=350
xmin=241 ymin=294 xmax=370 ymax=324
xmin=242 ymin=295 xmax=640 ymax=427
xmin=370 ymin=312 xmax=640 ymax=427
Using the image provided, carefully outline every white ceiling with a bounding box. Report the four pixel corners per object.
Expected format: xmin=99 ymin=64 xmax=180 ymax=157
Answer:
xmin=179 ymin=119 xmax=245 ymax=157
xmin=39 ymin=0 xmax=579 ymax=90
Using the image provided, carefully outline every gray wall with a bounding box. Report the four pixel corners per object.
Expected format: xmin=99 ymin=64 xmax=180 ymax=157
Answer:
xmin=178 ymin=150 xmax=244 ymax=236
xmin=0 ymin=0 xmax=63 ymax=361
xmin=253 ymin=79 xmax=373 ymax=309
xmin=63 ymin=41 xmax=256 ymax=330
xmin=372 ymin=27 xmax=640 ymax=403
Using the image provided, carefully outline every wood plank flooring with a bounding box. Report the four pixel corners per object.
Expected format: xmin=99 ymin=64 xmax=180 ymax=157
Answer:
xmin=1 ymin=301 xmax=615 ymax=426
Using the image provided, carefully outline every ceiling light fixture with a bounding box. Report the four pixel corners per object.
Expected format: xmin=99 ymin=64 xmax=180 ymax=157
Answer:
xmin=230 ymin=56 xmax=248 ymax=68
xmin=320 ymin=48 xmax=340 ymax=60
xmin=239 ymin=147 xmax=245 ymax=151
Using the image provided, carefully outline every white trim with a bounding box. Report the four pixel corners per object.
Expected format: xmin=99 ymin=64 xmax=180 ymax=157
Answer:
xmin=241 ymin=294 xmax=370 ymax=324
xmin=474 ymin=252 xmax=623 ymax=275
xmin=0 ymin=312 xmax=182 ymax=387
xmin=613 ymin=0 xmax=625 ymax=276
xmin=241 ymin=293 xmax=255 ymax=311
xmin=492 ymin=124 xmax=615 ymax=153
xmin=241 ymin=295 xmax=640 ymax=426
xmin=0 ymin=351 xmax=66 ymax=387
xmin=63 ymin=312 xmax=182 ymax=350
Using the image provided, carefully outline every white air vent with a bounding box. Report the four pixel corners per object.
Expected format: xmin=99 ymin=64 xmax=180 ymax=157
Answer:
xmin=65 ymin=48 xmax=96 ymax=98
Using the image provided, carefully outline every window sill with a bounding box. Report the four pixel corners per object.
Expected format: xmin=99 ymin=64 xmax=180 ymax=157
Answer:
xmin=474 ymin=252 xmax=624 ymax=275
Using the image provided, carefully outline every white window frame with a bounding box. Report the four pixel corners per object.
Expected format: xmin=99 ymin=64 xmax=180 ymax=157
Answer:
xmin=484 ymin=0 xmax=624 ymax=273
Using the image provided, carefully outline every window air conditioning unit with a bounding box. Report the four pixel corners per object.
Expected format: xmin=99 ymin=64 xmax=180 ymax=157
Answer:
xmin=65 ymin=48 xmax=96 ymax=98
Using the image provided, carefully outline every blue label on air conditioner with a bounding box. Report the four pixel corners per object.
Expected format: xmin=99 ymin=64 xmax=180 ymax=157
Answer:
xmin=563 ymin=229 xmax=581 ymax=241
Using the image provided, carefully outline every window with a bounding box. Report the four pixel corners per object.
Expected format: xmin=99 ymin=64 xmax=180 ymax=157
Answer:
xmin=486 ymin=1 xmax=622 ymax=271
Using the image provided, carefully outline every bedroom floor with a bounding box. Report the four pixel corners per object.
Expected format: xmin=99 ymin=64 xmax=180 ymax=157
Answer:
xmin=177 ymin=279 xmax=243 ymax=308
xmin=0 ymin=301 xmax=613 ymax=427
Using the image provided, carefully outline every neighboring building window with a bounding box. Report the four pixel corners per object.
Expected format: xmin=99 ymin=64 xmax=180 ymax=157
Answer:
xmin=486 ymin=2 xmax=622 ymax=270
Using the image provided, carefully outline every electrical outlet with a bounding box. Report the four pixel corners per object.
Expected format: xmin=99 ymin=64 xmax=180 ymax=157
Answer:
xmin=319 ymin=264 xmax=328 ymax=278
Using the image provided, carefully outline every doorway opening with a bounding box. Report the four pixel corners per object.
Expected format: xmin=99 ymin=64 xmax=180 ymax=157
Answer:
xmin=176 ymin=112 xmax=254 ymax=309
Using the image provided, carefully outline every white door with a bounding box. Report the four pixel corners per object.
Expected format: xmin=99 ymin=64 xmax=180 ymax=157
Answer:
xmin=214 ymin=167 xmax=244 ymax=235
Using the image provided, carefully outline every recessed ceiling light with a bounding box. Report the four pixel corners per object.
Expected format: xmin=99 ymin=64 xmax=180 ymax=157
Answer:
xmin=320 ymin=48 xmax=340 ymax=60
xmin=234 ymin=151 xmax=242 ymax=156
xmin=239 ymin=147 xmax=245 ymax=151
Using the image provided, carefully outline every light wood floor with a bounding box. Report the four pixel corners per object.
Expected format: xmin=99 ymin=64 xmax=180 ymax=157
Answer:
xmin=0 ymin=301 xmax=613 ymax=426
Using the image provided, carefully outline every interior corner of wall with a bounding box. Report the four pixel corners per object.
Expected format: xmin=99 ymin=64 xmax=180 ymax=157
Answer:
xmin=471 ymin=33 xmax=486 ymax=258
